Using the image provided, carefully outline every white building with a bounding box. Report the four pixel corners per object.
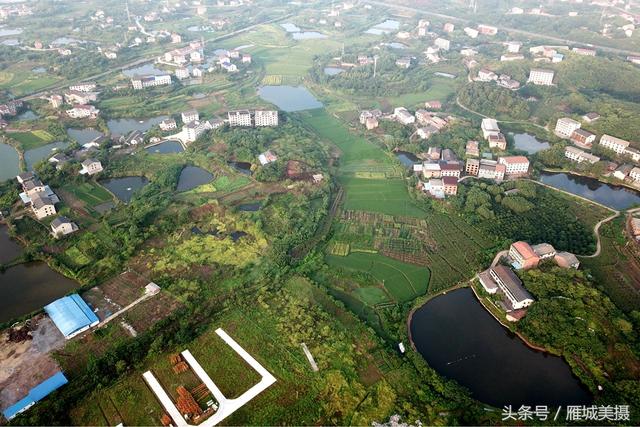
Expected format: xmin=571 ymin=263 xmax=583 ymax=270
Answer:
xmin=506 ymin=41 xmax=522 ymax=53
xmin=51 ymin=216 xmax=79 ymax=238
xmin=159 ymin=118 xmax=177 ymax=131
xmin=183 ymin=120 xmax=212 ymax=143
xmin=565 ymin=146 xmax=600 ymax=164
xmin=434 ymin=38 xmax=450 ymax=51
xmin=528 ymin=68 xmax=555 ymax=85
xmin=175 ymin=67 xmax=190 ymax=80
xmin=228 ymin=110 xmax=252 ymax=127
xmin=554 ymin=117 xmax=581 ymax=138
xmin=69 ymin=82 xmax=97 ymax=92
xmin=258 ymin=150 xmax=278 ymax=165
xmin=254 ymin=110 xmax=278 ymax=127
xmin=498 ymin=156 xmax=530 ymax=176
xmin=79 ymin=159 xmax=103 ymax=175
xmin=629 ymin=167 xmax=640 ymax=182
xmin=131 ymin=74 xmax=172 ymax=90
xmin=481 ymin=118 xmax=500 ymax=139
xmin=464 ymin=27 xmax=479 ymax=38
xmin=394 ymin=107 xmax=415 ymax=125
xmin=600 ymin=134 xmax=630 ymax=154
xmin=181 ymin=110 xmax=199 ymax=124
xmin=478 ymin=24 xmax=498 ymax=35
xmin=31 ymin=193 xmax=56 ymax=219
xmin=66 ymin=105 xmax=99 ymax=119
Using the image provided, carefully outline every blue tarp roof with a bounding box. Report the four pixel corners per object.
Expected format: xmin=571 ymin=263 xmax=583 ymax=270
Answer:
xmin=44 ymin=294 xmax=99 ymax=338
xmin=2 ymin=372 xmax=68 ymax=420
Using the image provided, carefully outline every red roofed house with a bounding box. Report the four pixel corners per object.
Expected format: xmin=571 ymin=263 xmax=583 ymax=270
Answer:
xmin=509 ymin=241 xmax=540 ymax=270
xmin=425 ymin=100 xmax=442 ymax=110
xmin=498 ymin=156 xmax=530 ymax=176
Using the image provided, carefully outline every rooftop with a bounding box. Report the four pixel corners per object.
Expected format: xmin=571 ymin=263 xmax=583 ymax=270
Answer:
xmin=492 ymin=265 xmax=533 ymax=302
xmin=512 ymin=241 xmax=538 ymax=259
xmin=44 ymin=294 xmax=99 ymax=338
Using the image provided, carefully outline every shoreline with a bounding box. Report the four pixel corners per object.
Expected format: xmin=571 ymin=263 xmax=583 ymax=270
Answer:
xmin=539 ymin=168 xmax=640 ymax=200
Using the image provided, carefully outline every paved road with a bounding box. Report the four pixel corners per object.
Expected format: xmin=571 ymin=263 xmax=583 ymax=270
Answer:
xmin=368 ymin=0 xmax=640 ymax=57
xmin=15 ymin=13 xmax=293 ymax=102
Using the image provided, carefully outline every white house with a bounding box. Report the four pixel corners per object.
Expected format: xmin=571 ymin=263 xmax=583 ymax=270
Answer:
xmin=481 ymin=118 xmax=500 ymax=139
xmin=31 ymin=193 xmax=56 ymax=219
xmin=51 ymin=216 xmax=79 ymax=238
xmin=600 ymin=134 xmax=630 ymax=154
xmin=554 ymin=117 xmax=581 ymax=138
xmin=528 ymin=68 xmax=555 ymax=85
xmin=79 ymin=159 xmax=103 ymax=175
xmin=394 ymin=107 xmax=415 ymax=125
xmin=181 ymin=110 xmax=199 ymax=124
xmin=254 ymin=110 xmax=278 ymax=127
xmin=498 ymin=156 xmax=530 ymax=176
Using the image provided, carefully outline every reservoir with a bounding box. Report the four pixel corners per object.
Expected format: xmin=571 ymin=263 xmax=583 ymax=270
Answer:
xmin=410 ymin=288 xmax=591 ymax=407
xmin=396 ymin=151 xmax=420 ymax=168
xmin=100 ymin=176 xmax=149 ymax=203
xmin=511 ymin=132 xmax=550 ymax=154
xmin=539 ymin=172 xmax=640 ymax=210
xmin=67 ymin=128 xmax=104 ymax=146
xmin=0 ymin=262 xmax=78 ymax=324
xmin=0 ymin=142 xmax=20 ymax=182
xmin=24 ymin=141 xmax=69 ymax=170
xmin=107 ymin=116 xmax=168 ymax=136
xmin=145 ymin=140 xmax=184 ymax=154
xmin=258 ymin=85 xmax=323 ymax=112
xmin=0 ymin=225 xmax=22 ymax=264
xmin=177 ymin=166 xmax=213 ymax=191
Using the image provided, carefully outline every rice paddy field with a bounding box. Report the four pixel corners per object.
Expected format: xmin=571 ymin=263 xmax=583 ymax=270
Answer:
xmin=8 ymin=130 xmax=55 ymax=150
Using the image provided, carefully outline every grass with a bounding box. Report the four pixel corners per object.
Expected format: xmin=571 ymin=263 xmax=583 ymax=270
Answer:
xmin=339 ymin=177 xmax=427 ymax=218
xmin=212 ymin=175 xmax=251 ymax=193
xmin=62 ymin=181 xmax=114 ymax=208
xmin=7 ymin=130 xmax=54 ymax=150
xmin=64 ymin=246 xmax=91 ymax=267
xmin=326 ymin=252 xmax=430 ymax=302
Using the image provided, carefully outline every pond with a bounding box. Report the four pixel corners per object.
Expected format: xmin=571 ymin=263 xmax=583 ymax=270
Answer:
xmin=145 ymin=140 xmax=184 ymax=154
xmin=100 ymin=176 xmax=149 ymax=203
xmin=281 ymin=23 xmax=302 ymax=32
xmin=24 ymin=141 xmax=69 ymax=170
xmin=0 ymin=262 xmax=78 ymax=324
xmin=395 ymin=151 xmax=420 ymax=168
xmin=237 ymin=202 xmax=261 ymax=212
xmin=410 ymin=288 xmax=592 ymax=407
xmin=381 ymin=42 xmax=408 ymax=49
xmin=1 ymin=38 xmax=19 ymax=46
xmin=32 ymin=67 xmax=47 ymax=73
xmin=227 ymin=161 xmax=252 ymax=175
xmin=0 ymin=27 xmax=22 ymax=37
xmin=107 ymin=116 xmax=168 ymax=136
xmin=177 ymin=166 xmax=213 ymax=192
xmin=539 ymin=172 xmax=640 ymax=210
xmin=122 ymin=63 xmax=166 ymax=77
xmin=258 ymin=85 xmax=323 ymax=112
xmin=187 ymin=25 xmax=214 ymax=32
xmin=281 ymin=23 xmax=328 ymax=40
xmin=364 ymin=19 xmax=400 ymax=35
xmin=511 ymin=132 xmax=550 ymax=154
xmin=324 ymin=67 xmax=345 ymax=76
xmin=67 ymin=128 xmax=104 ymax=145
xmin=0 ymin=224 xmax=22 ymax=264
xmin=0 ymin=142 xmax=20 ymax=182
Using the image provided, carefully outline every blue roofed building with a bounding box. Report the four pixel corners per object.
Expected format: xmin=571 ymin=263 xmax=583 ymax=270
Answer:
xmin=44 ymin=294 xmax=99 ymax=339
xmin=2 ymin=372 xmax=68 ymax=420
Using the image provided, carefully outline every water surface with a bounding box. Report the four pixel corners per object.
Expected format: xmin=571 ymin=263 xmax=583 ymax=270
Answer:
xmin=0 ymin=142 xmax=20 ymax=181
xmin=365 ymin=19 xmax=400 ymax=35
xmin=122 ymin=63 xmax=166 ymax=77
xmin=410 ymin=288 xmax=592 ymax=407
xmin=67 ymin=128 xmax=104 ymax=145
xmin=0 ymin=262 xmax=78 ymax=323
xmin=145 ymin=140 xmax=184 ymax=154
xmin=511 ymin=132 xmax=550 ymax=154
xmin=237 ymin=202 xmax=261 ymax=212
xmin=107 ymin=116 xmax=168 ymax=136
xmin=0 ymin=224 xmax=22 ymax=264
xmin=25 ymin=141 xmax=69 ymax=170
xmin=258 ymin=85 xmax=323 ymax=112
xmin=177 ymin=166 xmax=213 ymax=191
xmin=0 ymin=28 xmax=22 ymax=37
xmin=324 ymin=67 xmax=344 ymax=76
xmin=396 ymin=151 xmax=420 ymax=167
xmin=539 ymin=172 xmax=640 ymax=210
xmin=100 ymin=176 xmax=148 ymax=203
xmin=227 ymin=161 xmax=252 ymax=175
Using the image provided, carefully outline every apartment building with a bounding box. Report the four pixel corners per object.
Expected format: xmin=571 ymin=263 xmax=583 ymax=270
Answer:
xmin=554 ymin=117 xmax=581 ymax=138
xmin=228 ymin=110 xmax=252 ymax=127
xmin=254 ymin=110 xmax=278 ymax=127
xmin=498 ymin=156 xmax=530 ymax=176
xmin=600 ymin=134 xmax=630 ymax=154
xmin=528 ymin=68 xmax=554 ymax=85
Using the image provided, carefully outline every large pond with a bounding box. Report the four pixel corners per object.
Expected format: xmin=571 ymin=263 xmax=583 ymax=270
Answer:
xmin=177 ymin=166 xmax=213 ymax=192
xmin=511 ymin=132 xmax=550 ymax=154
xmin=145 ymin=140 xmax=184 ymax=154
xmin=258 ymin=85 xmax=323 ymax=112
xmin=25 ymin=141 xmax=69 ymax=170
xmin=410 ymin=288 xmax=591 ymax=407
xmin=396 ymin=151 xmax=420 ymax=168
xmin=100 ymin=176 xmax=149 ymax=203
xmin=539 ymin=172 xmax=640 ymax=210
xmin=0 ymin=142 xmax=20 ymax=182
xmin=364 ymin=19 xmax=400 ymax=35
xmin=107 ymin=116 xmax=168 ymax=136
xmin=122 ymin=63 xmax=166 ymax=77
xmin=0 ymin=224 xmax=22 ymax=264
xmin=67 ymin=128 xmax=104 ymax=145
xmin=227 ymin=161 xmax=252 ymax=175
xmin=0 ymin=262 xmax=78 ymax=324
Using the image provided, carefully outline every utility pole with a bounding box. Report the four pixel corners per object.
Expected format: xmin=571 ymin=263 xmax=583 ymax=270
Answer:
xmin=373 ymin=55 xmax=378 ymax=78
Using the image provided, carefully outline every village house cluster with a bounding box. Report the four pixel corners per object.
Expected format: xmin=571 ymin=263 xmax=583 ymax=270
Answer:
xmin=555 ymin=116 xmax=640 ymax=185
xmin=478 ymin=241 xmax=579 ymax=320
xmin=47 ymin=82 xmax=100 ymax=119
xmin=0 ymin=100 xmax=24 ymax=128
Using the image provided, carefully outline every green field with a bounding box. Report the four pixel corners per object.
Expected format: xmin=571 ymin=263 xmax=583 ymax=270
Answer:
xmin=8 ymin=130 xmax=55 ymax=150
xmin=339 ymin=177 xmax=426 ymax=218
xmin=62 ymin=182 xmax=114 ymax=207
xmin=326 ymin=252 xmax=430 ymax=302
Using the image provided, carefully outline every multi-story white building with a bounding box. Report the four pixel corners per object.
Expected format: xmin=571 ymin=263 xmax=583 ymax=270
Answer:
xmin=434 ymin=38 xmax=450 ymax=51
xmin=394 ymin=107 xmax=415 ymax=125
xmin=477 ymin=160 xmax=506 ymax=181
xmin=181 ymin=110 xmax=199 ymax=124
xmin=600 ymin=134 xmax=630 ymax=154
xmin=175 ymin=67 xmax=190 ymax=80
xmin=254 ymin=110 xmax=278 ymax=127
xmin=630 ymin=167 xmax=640 ymax=182
xmin=50 ymin=216 xmax=79 ymax=238
xmin=66 ymin=105 xmax=99 ymax=119
xmin=69 ymin=82 xmax=96 ymax=92
xmin=64 ymin=90 xmax=97 ymax=105
xmin=131 ymin=74 xmax=172 ymax=90
xmin=554 ymin=117 xmax=581 ymax=138
xmin=498 ymin=156 xmax=530 ymax=176
xmin=481 ymin=118 xmax=500 ymax=139
xmin=228 ymin=110 xmax=252 ymax=127
xmin=31 ymin=193 xmax=56 ymax=219
xmin=464 ymin=27 xmax=479 ymax=38
xmin=528 ymin=68 xmax=555 ymax=85
xmin=80 ymin=159 xmax=103 ymax=175
xmin=159 ymin=118 xmax=177 ymax=131
xmin=564 ymin=146 xmax=600 ymax=164
xmin=489 ymin=265 xmax=535 ymax=310
xmin=183 ymin=120 xmax=212 ymax=143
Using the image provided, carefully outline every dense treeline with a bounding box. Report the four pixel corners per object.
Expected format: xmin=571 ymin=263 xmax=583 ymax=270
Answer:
xmin=453 ymin=180 xmax=596 ymax=254
xmin=458 ymin=82 xmax=530 ymax=120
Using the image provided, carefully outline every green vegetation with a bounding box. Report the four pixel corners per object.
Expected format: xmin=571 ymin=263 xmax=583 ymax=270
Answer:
xmin=339 ymin=177 xmax=426 ymax=217
xmin=7 ymin=130 xmax=55 ymax=150
xmin=458 ymin=83 xmax=530 ymax=120
xmin=518 ymin=267 xmax=640 ymax=420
